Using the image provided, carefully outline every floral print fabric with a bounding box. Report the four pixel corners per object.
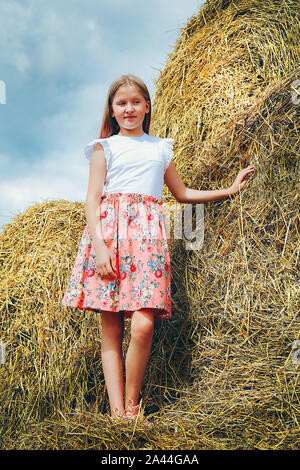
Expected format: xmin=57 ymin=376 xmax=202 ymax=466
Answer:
xmin=61 ymin=192 xmax=172 ymax=320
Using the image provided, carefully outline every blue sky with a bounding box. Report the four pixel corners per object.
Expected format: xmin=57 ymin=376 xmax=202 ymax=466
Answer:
xmin=0 ymin=0 xmax=204 ymax=233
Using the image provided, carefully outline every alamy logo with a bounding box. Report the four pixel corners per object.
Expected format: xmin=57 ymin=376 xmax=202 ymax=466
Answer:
xmin=163 ymin=202 xmax=204 ymax=250
xmin=0 ymin=341 xmax=5 ymax=364
xmin=95 ymin=202 xmax=205 ymax=250
xmin=291 ymin=79 xmax=300 ymax=105
xmin=0 ymin=80 xmax=6 ymax=104
xmin=291 ymin=340 xmax=300 ymax=365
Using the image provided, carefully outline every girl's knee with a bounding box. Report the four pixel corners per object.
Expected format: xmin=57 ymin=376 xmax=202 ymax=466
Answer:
xmin=131 ymin=314 xmax=154 ymax=343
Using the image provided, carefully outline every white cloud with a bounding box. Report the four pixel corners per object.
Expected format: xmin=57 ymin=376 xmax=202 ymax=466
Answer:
xmin=40 ymin=81 xmax=110 ymax=147
xmin=1 ymin=175 xmax=85 ymax=208
xmin=0 ymin=174 xmax=87 ymax=234
xmin=0 ymin=153 xmax=11 ymax=166
xmin=0 ymin=1 xmax=33 ymax=77
xmin=0 ymin=147 xmax=89 ymax=232
xmin=14 ymin=52 xmax=31 ymax=74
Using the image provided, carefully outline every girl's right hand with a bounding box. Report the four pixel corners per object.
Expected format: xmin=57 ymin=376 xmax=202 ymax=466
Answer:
xmin=95 ymin=245 xmax=118 ymax=280
xmin=228 ymin=165 xmax=255 ymax=195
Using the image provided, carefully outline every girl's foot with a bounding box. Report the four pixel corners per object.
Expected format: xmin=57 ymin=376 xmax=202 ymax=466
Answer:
xmin=124 ymin=400 xmax=152 ymax=426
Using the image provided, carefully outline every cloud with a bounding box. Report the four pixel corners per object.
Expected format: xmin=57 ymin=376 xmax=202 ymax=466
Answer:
xmin=0 ymin=1 xmax=33 ymax=75
xmin=0 ymin=147 xmax=88 ymax=233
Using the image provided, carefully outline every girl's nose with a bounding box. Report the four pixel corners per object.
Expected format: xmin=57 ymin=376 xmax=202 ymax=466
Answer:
xmin=125 ymin=103 xmax=134 ymax=112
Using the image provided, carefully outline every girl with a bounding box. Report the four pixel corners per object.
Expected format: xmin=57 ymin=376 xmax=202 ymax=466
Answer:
xmin=62 ymin=74 xmax=255 ymax=424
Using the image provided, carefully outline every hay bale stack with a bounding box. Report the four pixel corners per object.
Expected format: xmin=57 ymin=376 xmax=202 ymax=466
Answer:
xmin=0 ymin=0 xmax=299 ymax=450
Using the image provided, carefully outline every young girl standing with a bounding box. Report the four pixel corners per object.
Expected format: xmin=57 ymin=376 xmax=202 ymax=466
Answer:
xmin=62 ymin=74 xmax=255 ymax=424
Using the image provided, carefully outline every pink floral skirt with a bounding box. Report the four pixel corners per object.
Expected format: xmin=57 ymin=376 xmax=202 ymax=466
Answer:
xmin=61 ymin=192 xmax=172 ymax=320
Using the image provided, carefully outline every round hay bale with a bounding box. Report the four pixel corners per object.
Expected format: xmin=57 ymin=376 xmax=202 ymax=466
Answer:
xmin=0 ymin=199 xmax=192 ymax=449
xmin=150 ymin=0 xmax=300 ymax=450
xmin=0 ymin=201 xmax=105 ymax=433
xmin=0 ymin=0 xmax=299 ymax=450
xmin=151 ymin=0 xmax=299 ymax=189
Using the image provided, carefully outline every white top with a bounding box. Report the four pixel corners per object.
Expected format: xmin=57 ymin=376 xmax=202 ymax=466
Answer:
xmin=84 ymin=132 xmax=174 ymax=200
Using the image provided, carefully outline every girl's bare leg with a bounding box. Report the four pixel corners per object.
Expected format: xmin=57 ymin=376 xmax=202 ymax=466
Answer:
xmin=100 ymin=310 xmax=125 ymax=417
xmin=124 ymin=308 xmax=155 ymax=410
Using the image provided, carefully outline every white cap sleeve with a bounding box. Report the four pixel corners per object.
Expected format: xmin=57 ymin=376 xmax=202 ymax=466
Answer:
xmin=162 ymin=138 xmax=174 ymax=172
xmin=84 ymin=138 xmax=112 ymax=168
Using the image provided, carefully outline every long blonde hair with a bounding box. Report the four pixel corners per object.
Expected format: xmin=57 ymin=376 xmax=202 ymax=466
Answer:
xmin=99 ymin=74 xmax=152 ymax=138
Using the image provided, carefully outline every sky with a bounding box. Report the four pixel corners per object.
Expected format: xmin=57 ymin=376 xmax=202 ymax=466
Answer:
xmin=0 ymin=0 xmax=205 ymax=233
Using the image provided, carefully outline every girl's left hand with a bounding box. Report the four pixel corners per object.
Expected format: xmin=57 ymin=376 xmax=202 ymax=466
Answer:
xmin=228 ymin=165 xmax=255 ymax=196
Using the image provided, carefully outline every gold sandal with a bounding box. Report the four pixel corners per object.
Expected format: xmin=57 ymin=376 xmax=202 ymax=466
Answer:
xmin=110 ymin=407 xmax=128 ymax=424
xmin=124 ymin=400 xmax=152 ymax=426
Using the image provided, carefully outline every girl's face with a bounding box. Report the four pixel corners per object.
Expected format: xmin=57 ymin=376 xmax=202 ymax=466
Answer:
xmin=111 ymin=85 xmax=150 ymax=135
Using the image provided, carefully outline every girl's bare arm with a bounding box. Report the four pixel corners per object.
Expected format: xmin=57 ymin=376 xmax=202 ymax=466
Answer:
xmin=164 ymin=161 xmax=255 ymax=203
xmin=85 ymin=143 xmax=107 ymax=253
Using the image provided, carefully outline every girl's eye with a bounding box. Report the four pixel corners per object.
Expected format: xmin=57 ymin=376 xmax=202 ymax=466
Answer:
xmin=118 ymin=101 xmax=140 ymax=105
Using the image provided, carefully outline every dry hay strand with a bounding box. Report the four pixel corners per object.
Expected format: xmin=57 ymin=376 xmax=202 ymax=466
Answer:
xmin=1 ymin=0 xmax=299 ymax=451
